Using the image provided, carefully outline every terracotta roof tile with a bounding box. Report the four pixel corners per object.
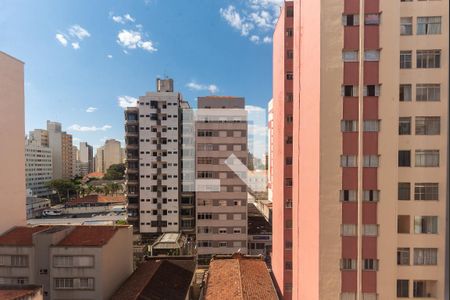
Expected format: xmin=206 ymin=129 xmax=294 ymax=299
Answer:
xmin=0 ymin=285 xmax=42 ymax=300
xmin=66 ymin=194 xmax=125 ymax=206
xmin=205 ymin=254 xmax=278 ymax=300
xmin=55 ymin=225 xmax=126 ymax=247
xmin=0 ymin=226 xmax=51 ymax=246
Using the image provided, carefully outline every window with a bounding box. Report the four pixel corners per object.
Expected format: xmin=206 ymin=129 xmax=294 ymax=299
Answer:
xmin=286 ymin=93 xmax=293 ymax=102
xmin=285 ymin=261 xmax=292 ymax=270
xmin=218 ymin=228 xmax=227 ymax=234
xmin=342 ymin=85 xmax=357 ymax=97
xmin=364 ymin=120 xmax=380 ymax=132
xmin=341 ymin=120 xmax=358 ymax=132
xmin=365 ymin=14 xmax=380 ymax=25
xmin=286 ymin=28 xmax=293 ymax=37
xmin=79 ymin=278 xmax=95 ymax=290
xmin=286 ymin=199 xmax=293 ymax=208
xmin=414 ymin=248 xmax=437 ymax=265
xmin=363 ymin=155 xmax=379 ymax=167
xmin=286 ymin=136 xmax=292 ymax=144
xmin=397 ymin=248 xmax=410 ymax=265
xmin=341 ymin=155 xmax=357 ymax=167
xmin=340 ymin=190 xmax=357 ymax=202
xmin=414 ymin=216 xmax=438 ymax=234
xmin=53 ymin=256 xmax=94 ymax=268
xmin=398 ymin=150 xmax=411 ymax=167
xmin=341 ymin=293 xmax=356 ymax=300
xmin=399 ymin=117 xmax=411 ymax=135
xmin=417 ymin=50 xmax=441 ymax=68
xmin=398 ymin=215 xmax=410 ymax=233
xmin=363 ymin=190 xmax=379 ymax=202
xmin=342 ymin=14 xmax=359 ymax=26
xmin=363 ymin=224 xmax=378 ymax=236
xmin=363 ymin=259 xmax=378 ymax=271
xmin=414 ymin=281 xmax=437 ymax=298
xmin=398 ymin=183 xmax=411 ymax=200
xmin=54 ymin=278 xmax=74 ymax=289
xmin=397 ymin=280 xmax=409 ymax=298
xmin=286 ymin=7 xmax=294 ymax=17
xmin=417 ymin=16 xmax=441 ymax=35
xmin=285 ymin=220 xmax=292 ymax=229
xmin=400 ymin=51 xmax=412 ymax=69
xmin=287 ymin=50 xmax=293 ymax=59
xmin=415 ymin=150 xmax=439 ymax=167
xmin=285 ymin=178 xmax=292 ymax=187
xmin=363 ymin=85 xmax=380 ymax=96
xmin=233 ymin=228 xmax=241 ymax=234
xmin=341 ymin=259 xmax=356 ymax=270
xmin=364 ymin=50 xmax=380 ymax=61
xmin=286 ymin=72 xmax=293 ymax=80
xmin=218 ymin=242 xmax=227 ymax=247
xmin=197 ymin=213 xmax=213 ymax=220
xmin=342 ymin=224 xmax=357 ymax=236
xmin=399 ymin=84 xmax=412 ymax=101
xmin=400 ymin=17 xmax=413 ymax=35
xmin=415 ymin=116 xmax=440 ymax=135
xmin=286 ymin=157 xmax=292 ymax=165
xmin=286 ymin=115 xmax=293 ymax=123
xmin=414 ymin=183 xmax=438 ymax=201
xmin=0 ymin=255 xmax=28 ymax=267
xmin=343 ymin=51 xmax=358 ymax=62
xmin=416 ymin=84 xmax=440 ymax=101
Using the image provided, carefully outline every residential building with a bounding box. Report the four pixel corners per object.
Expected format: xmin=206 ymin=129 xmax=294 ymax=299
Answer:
xmin=95 ymin=139 xmax=123 ymax=173
xmin=111 ymin=257 xmax=195 ymax=300
xmin=195 ymin=96 xmax=248 ymax=265
xmin=124 ymin=78 xmax=183 ymax=235
xmin=72 ymin=146 xmax=81 ymax=177
xmin=248 ymin=203 xmax=272 ymax=257
xmin=25 ymin=142 xmax=53 ymax=197
xmin=271 ymin=1 xmax=294 ymax=297
xmin=202 ymin=253 xmax=279 ymax=300
xmin=267 ymin=98 xmax=274 ymax=202
xmin=30 ymin=122 xmax=73 ymax=180
xmin=0 ymin=51 xmax=26 ymax=234
xmin=271 ymin=0 xmax=449 ymax=299
xmin=26 ymin=196 xmax=51 ymax=219
xmin=0 ymin=225 xmax=133 ymax=299
xmin=79 ymin=142 xmax=93 ymax=175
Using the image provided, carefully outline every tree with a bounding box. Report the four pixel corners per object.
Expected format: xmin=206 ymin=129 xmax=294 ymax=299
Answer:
xmin=108 ymin=182 xmax=123 ymax=195
xmin=46 ymin=179 xmax=76 ymax=203
xmin=104 ymin=163 xmax=125 ymax=180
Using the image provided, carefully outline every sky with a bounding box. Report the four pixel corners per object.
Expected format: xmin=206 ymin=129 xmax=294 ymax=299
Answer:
xmin=0 ymin=0 xmax=281 ymax=157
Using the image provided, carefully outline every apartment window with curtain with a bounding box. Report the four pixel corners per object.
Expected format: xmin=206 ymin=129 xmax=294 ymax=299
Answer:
xmin=342 ymin=51 xmax=358 ymax=62
xmin=416 ymin=84 xmax=440 ymax=101
xmin=400 ymin=17 xmax=413 ymax=35
xmin=417 ymin=50 xmax=441 ymax=68
xmin=340 ymin=258 xmax=356 ymax=270
xmin=341 ymin=224 xmax=357 ymax=236
xmin=364 ymin=50 xmax=380 ymax=61
xmin=341 ymin=120 xmax=358 ymax=132
xmin=399 ymin=117 xmax=411 ymax=135
xmin=340 ymin=190 xmax=357 ymax=202
xmin=363 ymin=85 xmax=380 ymax=96
xmin=415 ymin=116 xmax=440 ymax=135
xmin=364 ymin=120 xmax=380 ymax=132
xmin=397 ymin=280 xmax=409 ymax=298
xmin=365 ymin=14 xmax=380 ymax=25
xmin=417 ymin=16 xmax=441 ymax=35
xmin=363 ymin=155 xmax=379 ymax=167
xmin=341 ymin=155 xmax=357 ymax=167
xmin=415 ymin=150 xmax=439 ymax=167
xmin=399 ymin=84 xmax=412 ymax=101
xmin=398 ymin=182 xmax=411 ymax=200
xmin=400 ymin=51 xmax=412 ymax=69
xmin=363 ymin=259 xmax=379 ymax=271
xmin=363 ymin=190 xmax=379 ymax=202
xmin=342 ymin=85 xmax=358 ymax=97
xmin=363 ymin=224 xmax=378 ymax=236
xmin=342 ymin=14 xmax=359 ymax=26
xmin=397 ymin=248 xmax=410 ymax=265
xmin=414 ymin=216 xmax=438 ymax=234
xmin=414 ymin=183 xmax=439 ymax=201
xmin=413 ymin=248 xmax=437 ymax=265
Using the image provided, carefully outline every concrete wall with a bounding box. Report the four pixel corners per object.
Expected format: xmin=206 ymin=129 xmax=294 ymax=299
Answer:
xmin=0 ymin=52 xmax=26 ymax=234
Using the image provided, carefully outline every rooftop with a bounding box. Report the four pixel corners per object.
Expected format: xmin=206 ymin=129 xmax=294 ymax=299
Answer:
xmin=66 ymin=194 xmax=126 ymax=206
xmin=0 ymin=226 xmax=51 ymax=246
xmin=150 ymin=232 xmax=185 ymax=250
xmin=0 ymin=285 xmax=42 ymax=300
xmin=111 ymin=257 xmax=195 ymax=300
xmin=248 ymin=203 xmax=272 ymax=235
xmin=204 ymin=253 xmax=278 ymax=300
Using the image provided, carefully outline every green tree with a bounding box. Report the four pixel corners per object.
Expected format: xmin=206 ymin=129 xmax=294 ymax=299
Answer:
xmin=108 ymin=182 xmax=123 ymax=195
xmin=46 ymin=179 xmax=76 ymax=203
xmin=104 ymin=163 xmax=125 ymax=180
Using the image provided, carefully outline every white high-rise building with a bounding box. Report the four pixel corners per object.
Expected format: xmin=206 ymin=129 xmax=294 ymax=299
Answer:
xmin=79 ymin=142 xmax=93 ymax=175
xmin=25 ymin=142 xmax=53 ymax=197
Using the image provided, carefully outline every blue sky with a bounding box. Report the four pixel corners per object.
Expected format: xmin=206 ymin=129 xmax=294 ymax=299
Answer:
xmin=0 ymin=0 xmax=280 ymax=155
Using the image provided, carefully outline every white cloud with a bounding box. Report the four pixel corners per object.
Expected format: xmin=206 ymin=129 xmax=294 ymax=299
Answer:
xmin=68 ymin=124 xmax=112 ymax=132
xmin=71 ymin=42 xmax=80 ymax=49
xmin=249 ymin=35 xmax=260 ymax=43
xmin=186 ymin=81 xmax=219 ymax=94
xmin=263 ymin=36 xmax=272 ymax=43
xmin=245 ymin=105 xmax=265 ymax=113
xmin=116 ymin=30 xmax=157 ymax=53
xmin=112 ymin=13 xmax=135 ymax=24
xmin=86 ymin=107 xmax=97 ymax=113
xmin=107 ymin=54 xmax=113 ymax=59
xmin=220 ymin=1 xmax=282 ymax=44
xmin=55 ymin=34 xmax=68 ymax=47
xmin=68 ymin=25 xmax=90 ymax=40
xmin=118 ymin=96 xmax=138 ymax=108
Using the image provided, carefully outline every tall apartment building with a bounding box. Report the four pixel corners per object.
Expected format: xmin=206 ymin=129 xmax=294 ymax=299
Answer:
xmin=0 ymin=225 xmax=133 ymax=299
xmin=79 ymin=142 xmax=93 ymax=175
xmin=0 ymin=51 xmax=26 ymax=234
xmin=125 ymin=78 xmax=184 ymax=235
xmin=30 ymin=122 xmax=73 ymax=180
xmin=272 ymin=1 xmax=294 ymax=297
xmin=72 ymin=146 xmax=81 ymax=177
xmin=267 ymin=98 xmax=274 ymax=203
xmin=25 ymin=142 xmax=53 ymax=197
xmin=271 ymin=0 xmax=449 ymax=299
xmin=195 ymin=96 xmax=248 ymax=266
xmin=95 ymin=139 xmax=123 ymax=173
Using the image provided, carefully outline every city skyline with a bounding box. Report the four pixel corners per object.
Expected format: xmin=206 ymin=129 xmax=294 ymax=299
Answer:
xmin=0 ymin=0 xmax=280 ymax=151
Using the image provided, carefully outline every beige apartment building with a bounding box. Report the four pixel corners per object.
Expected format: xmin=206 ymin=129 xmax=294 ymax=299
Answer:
xmin=195 ymin=96 xmax=248 ymax=266
xmin=270 ymin=0 xmax=448 ymax=299
xmin=0 ymin=225 xmax=133 ymax=300
xmin=95 ymin=139 xmax=123 ymax=173
xmin=0 ymin=51 xmax=26 ymax=234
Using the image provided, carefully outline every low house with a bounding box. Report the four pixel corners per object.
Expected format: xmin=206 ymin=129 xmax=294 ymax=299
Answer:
xmin=148 ymin=233 xmax=188 ymax=256
xmin=0 ymin=285 xmax=43 ymax=300
xmin=26 ymin=197 xmax=51 ymax=219
xmin=63 ymin=194 xmax=126 ymax=215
